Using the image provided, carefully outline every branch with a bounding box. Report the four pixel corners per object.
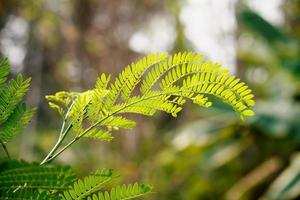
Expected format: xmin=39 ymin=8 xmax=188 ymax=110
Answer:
xmin=40 ymin=100 xmax=76 ymax=165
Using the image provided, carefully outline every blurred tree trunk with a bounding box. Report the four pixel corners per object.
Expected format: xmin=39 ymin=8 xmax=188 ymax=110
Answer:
xmin=19 ymin=18 xmax=43 ymax=160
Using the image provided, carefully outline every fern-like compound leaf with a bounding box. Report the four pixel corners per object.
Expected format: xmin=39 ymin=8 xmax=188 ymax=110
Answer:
xmin=62 ymin=169 xmax=115 ymax=200
xmin=99 ymin=116 xmax=136 ymax=129
xmin=46 ymin=91 xmax=78 ymax=117
xmin=48 ymin=51 xmax=255 ymax=142
xmin=0 ymin=74 xmax=31 ymax=124
xmin=68 ymin=91 xmax=92 ymax=133
xmin=96 ymin=73 xmax=111 ymax=89
xmin=87 ymin=88 xmax=109 ymax=124
xmin=0 ymin=103 xmax=36 ymax=143
xmin=105 ymin=53 xmax=168 ymax=107
xmin=0 ymin=190 xmax=60 ymax=200
xmin=87 ymin=183 xmax=152 ymax=200
xmin=84 ymin=128 xmax=113 ymax=141
xmin=0 ymin=162 xmax=76 ymax=191
xmin=0 ymin=57 xmax=10 ymax=88
xmin=140 ymin=51 xmax=202 ymax=95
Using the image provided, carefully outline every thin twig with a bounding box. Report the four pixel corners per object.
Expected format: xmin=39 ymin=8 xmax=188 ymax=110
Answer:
xmin=40 ymin=100 xmax=76 ymax=165
xmin=40 ymin=123 xmax=72 ymax=165
xmin=0 ymin=140 xmax=11 ymax=160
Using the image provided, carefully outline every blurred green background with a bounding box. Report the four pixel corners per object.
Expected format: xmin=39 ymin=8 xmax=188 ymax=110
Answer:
xmin=1 ymin=0 xmax=300 ymax=199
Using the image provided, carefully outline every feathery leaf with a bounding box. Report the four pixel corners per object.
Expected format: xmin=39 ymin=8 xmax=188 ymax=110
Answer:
xmin=0 ymin=103 xmax=35 ymax=143
xmin=62 ymin=169 xmax=115 ymax=200
xmin=0 ymin=75 xmax=31 ymax=124
xmin=0 ymin=162 xmax=76 ymax=191
xmin=47 ymin=51 xmax=255 ymax=143
xmin=0 ymin=57 xmax=10 ymax=87
xmin=87 ymin=183 xmax=152 ymax=200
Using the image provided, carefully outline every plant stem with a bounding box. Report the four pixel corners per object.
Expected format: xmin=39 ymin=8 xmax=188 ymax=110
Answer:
xmin=41 ymin=92 xmax=167 ymax=164
xmin=40 ymin=123 xmax=72 ymax=165
xmin=42 ymin=124 xmax=96 ymax=164
xmin=40 ymin=101 xmax=76 ymax=165
xmin=0 ymin=140 xmax=11 ymax=160
xmin=42 ymin=87 xmax=226 ymax=164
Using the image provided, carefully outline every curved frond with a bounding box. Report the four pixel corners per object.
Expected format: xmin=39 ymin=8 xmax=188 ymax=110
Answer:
xmin=100 ymin=116 xmax=136 ymax=129
xmin=0 ymin=57 xmax=35 ymax=145
xmin=0 ymin=163 xmax=76 ymax=191
xmin=105 ymin=52 xmax=168 ymax=107
xmin=0 ymin=103 xmax=36 ymax=143
xmin=87 ymin=183 xmax=152 ymax=200
xmin=62 ymin=169 xmax=115 ymax=200
xmin=0 ymin=74 xmax=31 ymax=124
xmin=96 ymin=73 xmax=111 ymax=89
xmin=87 ymin=88 xmax=109 ymax=123
xmin=67 ymin=91 xmax=93 ymax=133
xmin=0 ymin=190 xmax=59 ymax=200
xmin=84 ymin=128 xmax=113 ymax=141
xmin=47 ymin=51 xmax=255 ymax=142
xmin=46 ymin=91 xmax=78 ymax=117
xmin=0 ymin=57 xmax=10 ymax=87
xmin=140 ymin=51 xmax=202 ymax=95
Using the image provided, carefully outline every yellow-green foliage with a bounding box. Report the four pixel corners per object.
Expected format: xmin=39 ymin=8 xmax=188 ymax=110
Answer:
xmin=61 ymin=169 xmax=152 ymax=200
xmin=62 ymin=169 xmax=115 ymax=200
xmin=87 ymin=183 xmax=152 ymax=200
xmin=46 ymin=52 xmax=255 ymax=142
xmin=0 ymin=52 xmax=255 ymax=200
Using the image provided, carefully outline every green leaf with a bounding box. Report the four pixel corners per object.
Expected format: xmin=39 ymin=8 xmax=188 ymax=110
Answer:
xmin=0 ymin=57 xmax=10 ymax=87
xmin=87 ymin=183 xmax=153 ymax=200
xmin=106 ymin=52 xmax=168 ymax=107
xmin=84 ymin=128 xmax=113 ymax=141
xmin=68 ymin=92 xmax=92 ymax=133
xmin=48 ymin=51 xmax=255 ymax=143
xmin=62 ymin=169 xmax=115 ymax=200
xmin=0 ymin=103 xmax=35 ymax=143
xmin=46 ymin=91 xmax=78 ymax=116
xmin=100 ymin=116 xmax=136 ymax=129
xmin=0 ymin=162 xmax=76 ymax=191
xmin=0 ymin=75 xmax=31 ymax=124
xmin=0 ymin=190 xmax=60 ymax=200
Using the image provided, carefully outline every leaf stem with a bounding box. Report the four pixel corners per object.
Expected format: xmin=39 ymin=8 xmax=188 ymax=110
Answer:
xmin=41 ymin=92 xmax=168 ymax=163
xmin=43 ymin=84 xmax=243 ymax=163
xmin=0 ymin=140 xmax=11 ymax=160
xmin=40 ymin=123 xmax=72 ymax=165
xmin=40 ymin=101 xmax=76 ymax=165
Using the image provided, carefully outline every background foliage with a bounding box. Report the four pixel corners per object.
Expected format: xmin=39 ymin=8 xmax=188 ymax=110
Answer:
xmin=1 ymin=0 xmax=300 ymax=199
